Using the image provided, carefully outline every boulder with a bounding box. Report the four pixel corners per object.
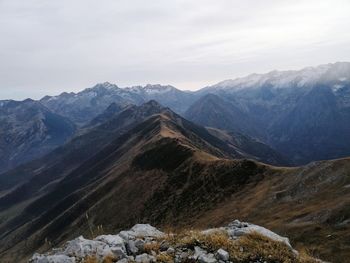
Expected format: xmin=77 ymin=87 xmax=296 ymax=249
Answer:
xmin=216 ymin=249 xmax=229 ymax=261
xmin=63 ymin=236 xmax=111 ymax=258
xmin=225 ymin=220 xmax=292 ymax=248
xmin=198 ymin=253 xmax=217 ymax=263
xmin=120 ymin=224 xmax=165 ymax=240
xmin=30 ymin=254 xmax=75 ymax=263
xmin=94 ymin=234 xmax=125 ymax=249
xmin=135 ymin=253 xmax=156 ymax=263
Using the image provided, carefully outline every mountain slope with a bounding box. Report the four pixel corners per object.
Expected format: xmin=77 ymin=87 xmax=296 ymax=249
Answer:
xmin=0 ymin=99 xmax=76 ymax=174
xmin=194 ymin=62 xmax=350 ymax=164
xmin=185 ymin=94 xmax=261 ymax=138
xmin=0 ymin=101 xmax=166 ymax=197
xmin=0 ymin=107 xmax=348 ymax=262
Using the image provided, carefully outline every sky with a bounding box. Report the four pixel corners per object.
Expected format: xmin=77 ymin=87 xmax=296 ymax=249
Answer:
xmin=1 ymin=0 xmax=350 ymax=100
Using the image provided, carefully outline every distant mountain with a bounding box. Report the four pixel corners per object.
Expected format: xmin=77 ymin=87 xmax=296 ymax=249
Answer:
xmin=40 ymin=83 xmax=135 ymax=125
xmin=0 ymin=99 xmax=76 ymax=174
xmin=0 ymin=100 xmax=166 ymax=194
xmin=193 ymin=62 xmax=350 ymax=164
xmin=185 ymin=94 xmax=261 ymax=138
xmin=124 ymin=84 xmax=196 ymax=114
xmin=41 ymin=82 xmax=195 ymax=125
xmin=0 ymin=103 xmax=348 ymax=262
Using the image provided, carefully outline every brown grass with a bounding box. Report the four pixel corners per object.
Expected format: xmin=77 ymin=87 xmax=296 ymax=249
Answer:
xmin=161 ymin=229 xmax=318 ymax=263
xmin=83 ymin=255 xmax=99 ymax=263
xmin=156 ymin=252 xmax=174 ymax=263
xmin=102 ymin=254 xmax=118 ymax=263
xmin=83 ymin=254 xmax=118 ymax=263
xmin=143 ymin=241 xmax=161 ymax=253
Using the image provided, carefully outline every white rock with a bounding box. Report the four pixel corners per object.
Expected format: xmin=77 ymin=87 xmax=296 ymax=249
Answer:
xmin=127 ymin=239 xmax=138 ymax=255
xmin=193 ymin=246 xmax=207 ymax=260
xmin=30 ymin=253 xmax=76 ymax=263
xmin=216 ymin=249 xmax=229 ymax=261
xmin=198 ymin=253 xmax=217 ymax=263
xmin=225 ymin=220 xmax=292 ymax=248
xmin=135 ymin=253 xmax=156 ymax=263
xmin=111 ymin=247 xmax=127 ymax=259
xmin=94 ymin=234 xmax=125 ymax=248
xmin=63 ymin=236 xmax=111 ymax=258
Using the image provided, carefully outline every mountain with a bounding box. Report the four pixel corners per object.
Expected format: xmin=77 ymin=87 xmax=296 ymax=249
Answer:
xmin=0 ymin=99 xmax=76 ymax=174
xmin=0 ymin=101 xmax=283 ymax=204
xmin=194 ymin=62 xmax=350 ymax=164
xmin=124 ymin=84 xmax=196 ymax=114
xmin=0 ymin=103 xmax=348 ymax=262
xmin=40 ymin=83 xmax=135 ymax=125
xmin=0 ymin=100 xmax=165 ymax=195
xmin=41 ymin=82 xmax=195 ymax=125
xmin=185 ymin=94 xmax=261 ymax=138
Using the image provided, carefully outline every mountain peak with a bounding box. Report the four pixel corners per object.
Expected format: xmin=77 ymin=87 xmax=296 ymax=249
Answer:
xmin=206 ymin=61 xmax=350 ymax=91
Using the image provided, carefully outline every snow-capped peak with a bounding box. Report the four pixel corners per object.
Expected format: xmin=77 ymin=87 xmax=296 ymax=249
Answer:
xmin=207 ymin=62 xmax=350 ymax=92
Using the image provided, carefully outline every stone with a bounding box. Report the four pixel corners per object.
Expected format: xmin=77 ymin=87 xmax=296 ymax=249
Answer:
xmin=166 ymin=247 xmax=175 ymax=255
xmin=63 ymin=236 xmax=110 ymax=258
xmin=216 ymin=249 xmax=229 ymax=261
xmin=30 ymin=254 xmax=76 ymax=263
xmin=111 ymin=247 xmax=127 ymax=259
xmin=127 ymin=239 xmax=139 ymax=255
xmin=225 ymin=220 xmax=292 ymax=248
xmin=116 ymin=259 xmax=128 ymax=263
xmin=193 ymin=246 xmax=206 ymax=259
xmin=94 ymin=234 xmax=125 ymax=249
xmin=135 ymin=253 xmax=156 ymax=263
xmin=119 ymin=224 xmax=164 ymax=240
xmin=198 ymin=253 xmax=217 ymax=263
xmin=159 ymin=240 xmax=170 ymax=251
xmin=135 ymin=238 xmax=146 ymax=251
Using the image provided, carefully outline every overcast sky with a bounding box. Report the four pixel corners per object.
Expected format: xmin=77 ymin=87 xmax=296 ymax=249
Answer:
xmin=1 ymin=0 xmax=350 ymax=100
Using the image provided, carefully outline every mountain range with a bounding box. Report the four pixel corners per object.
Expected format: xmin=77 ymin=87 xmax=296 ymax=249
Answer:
xmin=0 ymin=62 xmax=349 ymax=262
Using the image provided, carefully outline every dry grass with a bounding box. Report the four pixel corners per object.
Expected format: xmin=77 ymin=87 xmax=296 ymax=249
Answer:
xmin=102 ymin=254 xmax=118 ymax=263
xmin=83 ymin=254 xmax=118 ymax=263
xmin=156 ymin=252 xmax=173 ymax=263
xmin=83 ymin=255 xmax=99 ymax=263
xmin=161 ymin=229 xmax=318 ymax=263
xmin=143 ymin=241 xmax=161 ymax=253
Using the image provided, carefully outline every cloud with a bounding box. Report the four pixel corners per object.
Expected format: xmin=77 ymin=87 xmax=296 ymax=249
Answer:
xmin=0 ymin=0 xmax=350 ymax=99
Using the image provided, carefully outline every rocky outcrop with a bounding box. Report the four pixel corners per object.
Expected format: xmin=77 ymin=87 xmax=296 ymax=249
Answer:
xmin=29 ymin=220 xmax=320 ymax=263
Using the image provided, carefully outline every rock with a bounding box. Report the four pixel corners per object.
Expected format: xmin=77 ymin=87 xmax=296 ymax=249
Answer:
xmin=127 ymin=239 xmax=139 ymax=255
xmin=159 ymin=240 xmax=170 ymax=251
xmin=216 ymin=249 xmax=229 ymax=261
xmin=180 ymin=251 xmax=189 ymax=260
xmin=193 ymin=246 xmax=206 ymax=260
xmin=111 ymin=247 xmax=127 ymax=259
xmin=198 ymin=253 xmax=217 ymax=263
xmin=63 ymin=236 xmax=111 ymax=258
xmin=166 ymin=247 xmax=175 ymax=255
xmin=116 ymin=259 xmax=128 ymax=263
xmin=30 ymin=253 xmax=76 ymax=263
xmin=120 ymin=224 xmax=164 ymax=240
xmin=135 ymin=238 xmax=145 ymax=251
xmin=135 ymin=253 xmax=156 ymax=263
xmin=94 ymin=234 xmax=125 ymax=249
xmin=225 ymin=220 xmax=292 ymax=248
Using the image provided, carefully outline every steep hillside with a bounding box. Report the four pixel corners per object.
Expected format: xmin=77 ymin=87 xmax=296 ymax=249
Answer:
xmin=0 ymin=99 xmax=76 ymax=174
xmin=194 ymin=62 xmax=350 ymax=164
xmin=185 ymin=94 xmax=260 ymax=138
xmin=0 ymin=108 xmax=348 ymax=262
xmin=0 ymin=101 xmax=165 ymax=196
